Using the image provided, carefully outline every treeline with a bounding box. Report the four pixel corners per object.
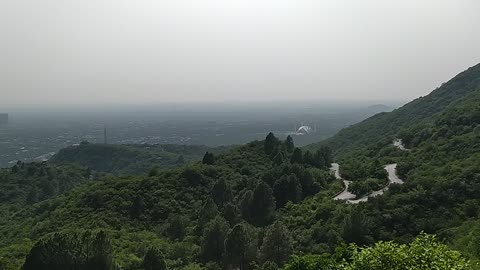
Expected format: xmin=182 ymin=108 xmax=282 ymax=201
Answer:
xmin=50 ymin=142 xmax=230 ymax=175
xmin=0 ymin=161 xmax=92 ymax=205
xmin=20 ymin=231 xmax=469 ymax=270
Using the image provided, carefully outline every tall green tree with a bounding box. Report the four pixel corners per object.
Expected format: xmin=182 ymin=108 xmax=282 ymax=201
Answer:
xmin=143 ymin=247 xmax=167 ymax=270
xmin=165 ymin=215 xmax=187 ymax=241
xmin=239 ymin=190 xmax=254 ymax=222
xmin=212 ymin=178 xmax=232 ymax=208
xmin=200 ymin=216 xmax=230 ymax=263
xmin=303 ymin=151 xmax=314 ymax=166
xmin=318 ymin=146 xmax=333 ymax=168
xmin=259 ymin=222 xmax=293 ymax=266
xmin=196 ymin=198 xmax=219 ymax=236
xmin=285 ymin=136 xmax=295 ymax=153
xmin=202 ymin=152 xmax=215 ymax=165
xmin=273 ymin=174 xmax=302 ymax=208
xmin=225 ymin=224 xmax=249 ymax=270
xmin=342 ymin=210 xmax=371 ymax=245
xmin=313 ymin=150 xmax=326 ymax=169
xmin=290 ymin=148 xmax=303 ymax=164
xmin=222 ymin=202 xmax=240 ymax=226
xmin=251 ymin=182 xmax=276 ymax=226
xmin=130 ymin=195 xmax=146 ymax=219
xmin=264 ymin=133 xmax=279 ymax=155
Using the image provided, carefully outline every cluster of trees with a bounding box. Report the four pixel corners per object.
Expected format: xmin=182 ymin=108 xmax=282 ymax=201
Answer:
xmin=200 ymin=221 xmax=293 ymax=270
xmin=283 ymin=233 xmax=469 ymax=270
xmin=51 ymin=142 xmax=230 ymax=175
xmin=0 ymin=161 xmax=91 ymax=205
xmin=22 ymin=231 xmax=168 ymax=270
xmin=265 ymin=133 xmax=333 ymax=170
xmin=0 ymin=133 xmax=339 ymax=269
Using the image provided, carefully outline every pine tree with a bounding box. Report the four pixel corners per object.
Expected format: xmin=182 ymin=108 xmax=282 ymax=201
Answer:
xmin=239 ymin=190 xmax=254 ymax=222
xmin=251 ymin=182 xmax=276 ymax=226
xmin=259 ymin=222 xmax=293 ymax=266
xmin=142 ymin=247 xmax=167 ymax=270
xmin=273 ymin=174 xmax=302 ymax=208
xmin=202 ymin=152 xmax=215 ymax=165
xmin=285 ymin=136 xmax=295 ymax=153
xmin=225 ymin=224 xmax=249 ymax=270
xmin=196 ymin=198 xmax=219 ymax=236
xmin=200 ymin=216 xmax=230 ymax=262
xmin=264 ymin=133 xmax=278 ymax=155
xmin=290 ymin=148 xmax=303 ymax=164
xmin=212 ymin=178 xmax=232 ymax=208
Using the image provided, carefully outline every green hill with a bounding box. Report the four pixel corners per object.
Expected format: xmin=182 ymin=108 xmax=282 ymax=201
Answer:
xmin=309 ymin=63 xmax=480 ymax=157
xmin=0 ymin=138 xmax=339 ymax=269
xmin=303 ymin=63 xmax=480 ymax=263
xmin=50 ymin=142 xmax=231 ymax=175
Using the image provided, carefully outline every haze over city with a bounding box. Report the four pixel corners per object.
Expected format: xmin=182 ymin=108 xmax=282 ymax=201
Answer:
xmin=2 ymin=0 xmax=480 ymax=109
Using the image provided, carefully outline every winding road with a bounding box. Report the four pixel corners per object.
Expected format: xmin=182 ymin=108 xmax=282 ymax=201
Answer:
xmin=393 ymin=139 xmax=410 ymax=151
xmin=331 ymin=140 xmax=406 ymax=204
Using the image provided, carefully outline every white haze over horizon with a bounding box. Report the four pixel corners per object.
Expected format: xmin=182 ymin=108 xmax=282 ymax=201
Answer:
xmin=1 ymin=0 xmax=480 ymax=109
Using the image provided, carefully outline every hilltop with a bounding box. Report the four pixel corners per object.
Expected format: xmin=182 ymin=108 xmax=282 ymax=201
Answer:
xmin=50 ymin=142 xmax=231 ymax=175
xmin=309 ymin=63 xmax=480 ymax=157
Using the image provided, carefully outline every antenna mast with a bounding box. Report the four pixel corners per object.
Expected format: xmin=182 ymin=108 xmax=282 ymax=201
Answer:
xmin=104 ymin=126 xmax=108 ymax=144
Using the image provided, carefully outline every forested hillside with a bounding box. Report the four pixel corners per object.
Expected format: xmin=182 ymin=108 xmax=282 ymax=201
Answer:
xmin=304 ymin=63 xmax=480 ymax=265
xmin=0 ymin=135 xmax=342 ymax=269
xmin=50 ymin=142 xmax=230 ymax=174
xmin=310 ymin=63 xmax=480 ymax=157
xmin=1 ymin=64 xmax=479 ymax=269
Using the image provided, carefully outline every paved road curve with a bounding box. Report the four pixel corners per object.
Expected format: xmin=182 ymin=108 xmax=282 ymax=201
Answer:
xmin=332 ymin=140 xmax=407 ymax=204
xmin=331 ymin=163 xmax=356 ymax=201
xmin=332 ymin=163 xmax=404 ymax=204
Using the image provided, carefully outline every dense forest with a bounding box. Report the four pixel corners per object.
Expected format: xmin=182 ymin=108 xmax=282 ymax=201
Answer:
xmin=50 ymin=142 xmax=231 ymax=175
xmin=0 ymin=64 xmax=480 ymax=269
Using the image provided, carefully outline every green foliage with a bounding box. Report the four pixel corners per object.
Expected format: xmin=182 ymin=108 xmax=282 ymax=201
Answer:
xmin=51 ymin=143 xmax=229 ymax=175
xmin=143 ymin=247 xmax=167 ymax=270
xmin=211 ymin=178 xmax=232 ymax=208
xmin=22 ymin=231 xmax=114 ymax=270
xmin=250 ymin=182 xmax=276 ymax=227
xmin=285 ymin=136 xmax=295 ymax=153
xmin=0 ymin=162 xmax=91 ymax=205
xmin=273 ymin=174 xmax=302 ymax=208
xmin=345 ymin=233 xmax=469 ymax=270
xmin=2 ymin=62 xmax=480 ymax=270
xmin=290 ymin=148 xmax=303 ymax=164
xmin=265 ymin=133 xmax=280 ymax=155
xmin=283 ymin=255 xmax=340 ymax=270
xmin=261 ymin=261 xmax=278 ymax=270
xmin=225 ymin=224 xmax=249 ymax=270
xmin=200 ymin=216 xmax=229 ymax=263
xmin=202 ymin=152 xmax=215 ymax=165
xmin=259 ymin=222 xmax=293 ymax=266
xmin=284 ymin=234 xmax=469 ymax=270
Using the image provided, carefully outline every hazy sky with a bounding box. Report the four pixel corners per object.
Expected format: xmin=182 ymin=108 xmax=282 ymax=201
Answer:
xmin=1 ymin=0 xmax=480 ymax=107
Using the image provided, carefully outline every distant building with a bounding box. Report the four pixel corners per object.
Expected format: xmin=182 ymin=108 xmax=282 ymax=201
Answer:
xmin=0 ymin=114 xmax=8 ymax=127
xmin=296 ymin=125 xmax=312 ymax=135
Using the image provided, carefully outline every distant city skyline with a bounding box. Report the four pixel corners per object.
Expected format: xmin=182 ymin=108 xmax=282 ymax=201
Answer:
xmin=2 ymin=0 xmax=480 ymax=106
